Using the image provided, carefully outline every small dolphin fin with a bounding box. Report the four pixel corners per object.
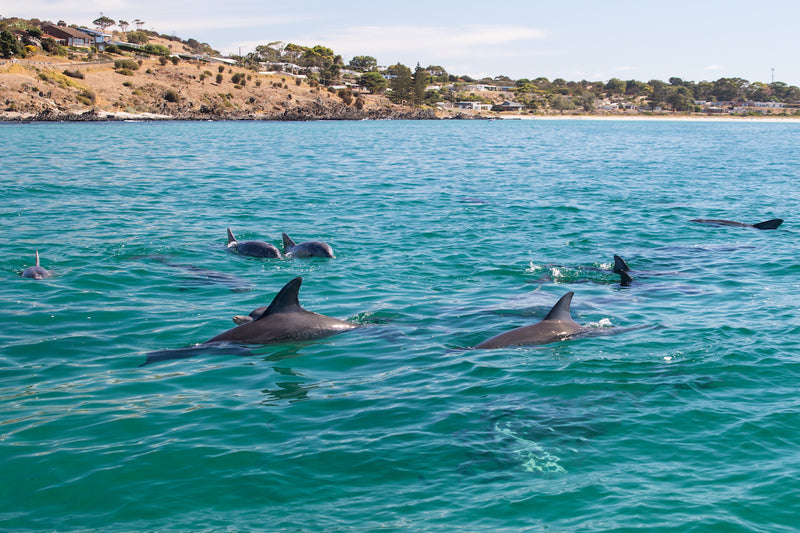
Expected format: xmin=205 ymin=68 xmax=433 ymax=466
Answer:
xmin=619 ymin=270 xmax=633 ymax=287
xmin=613 ymin=255 xmax=629 ymax=273
xmin=226 ymin=228 xmax=237 ymax=244
xmin=34 ymin=250 xmax=40 ymax=267
xmin=259 ymin=277 xmax=304 ymax=318
xmin=752 ymin=219 xmax=783 ymax=230
xmin=543 ymin=291 xmax=574 ymax=321
xmin=281 ymin=233 xmax=296 ymax=253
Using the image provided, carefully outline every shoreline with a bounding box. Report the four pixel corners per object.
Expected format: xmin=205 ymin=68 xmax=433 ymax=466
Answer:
xmin=1 ymin=110 xmax=798 ymax=123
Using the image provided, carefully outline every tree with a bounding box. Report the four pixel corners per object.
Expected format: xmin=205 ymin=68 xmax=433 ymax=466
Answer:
xmin=426 ymin=65 xmax=448 ymax=83
xmin=359 ymin=71 xmax=387 ymax=94
xmin=388 ymin=63 xmax=413 ymax=104
xmin=605 ymin=78 xmax=626 ymax=96
xmin=118 ymin=20 xmax=129 ymax=32
xmin=648 ymin=79 xmax=669 ymax=109
xmin=133 ymin=19 xmax=144 ymax=30
xmin=253 ymin=42 xmax=283 ymax=62
xmin=666 ymin=86 xmax=694 ymax=112
xmin=0 ymin=29 xmax=22 ymax=58
xmin=127 ymin=30 xmax=149 ymax=44
xmin=712 ymin=77 xmax=748 ymax=102
xmin=412 ymin=63 xmax=428 ymax=105
xmin=93 ymin=15 xmax=115 ymax=31
xmin=348 ymin=55 xmax=377 ymax=71
xmin=302 ymin=45 xmax=335 ymax=69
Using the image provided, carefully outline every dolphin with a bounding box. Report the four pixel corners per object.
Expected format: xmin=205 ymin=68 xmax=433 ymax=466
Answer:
xmin=227 ymin=228 xmax=283 ymax=258
xmin=206 ymin=276 xmax=357 ymax=344
xmin=21 ymin=251 xmax=50 ymax=280
xmin=474 ymin=292 xmax=585 ymax=349
xmin=142 ymin=277 xmax=357 ymax=365
xmin=151 ymin=255 xmax=253 ymax=292
xmin=282 ymin=233 xmax=335 ymax=258
xmin=613 ymin=255 xmax=633 ymax=286
xmin=690 ymin=218 xmax=783 ymax=230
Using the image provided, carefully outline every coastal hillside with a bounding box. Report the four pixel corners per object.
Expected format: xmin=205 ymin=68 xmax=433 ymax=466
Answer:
xmin=2 ymin=16 xmax=799 ymax=120
xmin=0 ymin=33 xmax=436 ymax=121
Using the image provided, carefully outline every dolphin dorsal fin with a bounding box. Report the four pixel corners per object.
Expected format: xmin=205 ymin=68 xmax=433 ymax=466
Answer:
xmin=613 ymin=255 xmax=630 ymax=273
xmin=752 ymin=219 xmax=783 ymax=230
xmin=259 ymin=277 xmax=304 ymax=318
xmin=543 ymin=292 xmax=575 ymax=322
xmin=226 ymin=228 xmax=237 ymax=244
xmin=619 ymin=270 xmax=633 ymax=286
xmin=34 ymin=250 xmax=40 ymax=266
xmin=282 ymin=233 xmax=296 ymax=252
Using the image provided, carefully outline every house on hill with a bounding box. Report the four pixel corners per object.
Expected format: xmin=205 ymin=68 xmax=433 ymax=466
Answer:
xmin=77 ymin=27 xmax=113 ymax=51
xmin=41 ymin=23 xmax=94 ymax=48
xmin=496 ymin=100 xmax=524 ymax=112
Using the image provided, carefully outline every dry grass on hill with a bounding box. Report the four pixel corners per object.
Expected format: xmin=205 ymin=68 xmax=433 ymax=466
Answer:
xmin=0 ymin=35 xmax=413 ymax=119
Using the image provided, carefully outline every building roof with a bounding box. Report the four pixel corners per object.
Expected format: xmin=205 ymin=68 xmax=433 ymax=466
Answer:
xmin=41 ymin=23 xmax=93 ymax=40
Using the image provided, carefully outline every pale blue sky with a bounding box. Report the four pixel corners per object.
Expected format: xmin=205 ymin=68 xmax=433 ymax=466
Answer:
xmin=5 ymin=0 xmax=799 ymax=85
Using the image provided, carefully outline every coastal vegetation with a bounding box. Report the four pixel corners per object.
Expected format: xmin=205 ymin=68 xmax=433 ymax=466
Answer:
xmin=1 ymin=15 xmax=799 ymax=120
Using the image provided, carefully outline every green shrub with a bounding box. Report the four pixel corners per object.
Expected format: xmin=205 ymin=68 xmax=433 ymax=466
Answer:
xmin=76 ymin=88 xmax=96 ymax=105
xmin=126 ymin=30 xmax=149 ymax=45
xmin=116 ymin=68 xmax=134 ymax=76
xmin=159 ymin=56 xmax=168 ymax=66
xmin=114 ymin=59 xmax=139 ymax=71
xmin=141 ymin=44 xmax=170 ymax=56
xmin=63 ymin=69 xmax=84 ymax=79
xmin=41 ymin=37 xmax=67 ymax=56
xmin=338 ymin=88 xmax=353 ymax=105
xmin=164 ymin=90 xmax=180 ymax=103
xmin=216 ymin=73 xmax=223 ymax=84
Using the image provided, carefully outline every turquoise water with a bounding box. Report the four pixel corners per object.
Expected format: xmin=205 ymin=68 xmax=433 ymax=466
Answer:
xmin=2 ymin=119 xmax=800 ymax=532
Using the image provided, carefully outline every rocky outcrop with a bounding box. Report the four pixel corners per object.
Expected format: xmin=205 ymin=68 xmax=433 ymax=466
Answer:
xmin=5 ymin=98 xmax=443 ymax=122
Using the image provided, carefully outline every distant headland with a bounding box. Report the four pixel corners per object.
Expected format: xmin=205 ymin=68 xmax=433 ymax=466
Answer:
xmin=2 ymin=16 xmax=799 ymax=121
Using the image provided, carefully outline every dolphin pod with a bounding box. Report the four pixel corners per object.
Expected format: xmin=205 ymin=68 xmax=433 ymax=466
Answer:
xmin=282 ymin=233 xmax=335 ymax=258
xmin=226 ymin=228 xmax=283 ymax=258
xmin=21 ymin=251 xmax=50 ymax=280
xmin=690 ymin=218 xmax=783 ymax=230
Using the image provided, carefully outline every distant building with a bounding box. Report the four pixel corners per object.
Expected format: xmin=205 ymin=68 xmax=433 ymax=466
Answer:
xmin=77 ymin=27 xmax=113 ymax=51
xmin=41 ymin=23 xmax=94 ymax=48
xmin=496 ymin=100 xmax=524 ymax=112
xmin=454 ymin=101 xmax=493 ymax=111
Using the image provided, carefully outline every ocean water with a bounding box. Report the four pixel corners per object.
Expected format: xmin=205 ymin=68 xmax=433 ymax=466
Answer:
xmin=2 ymin=118 xmax=800 ymax=532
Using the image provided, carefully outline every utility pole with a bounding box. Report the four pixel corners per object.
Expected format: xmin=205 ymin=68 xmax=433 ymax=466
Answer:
xmin=771 ymin=68 xmax=775 ymax=84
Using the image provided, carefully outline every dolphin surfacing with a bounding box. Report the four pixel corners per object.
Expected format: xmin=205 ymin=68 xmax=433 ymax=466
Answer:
xmin=474 ymin=292 xmax=585 ymax=349
xmin=690 ymin=218 xmax=783 ymax=230
xmin=613 ymin=255 xmax=633 ymax=286
xmin=282 ymin=233 xmax=335 ymax=258
xmin=21 ymin=251 xmax=50 ymax=280
xmin=227 ymin=228 xmax=283 ymax=258
xmin=207 ymin=277 xmax=356 ymax=344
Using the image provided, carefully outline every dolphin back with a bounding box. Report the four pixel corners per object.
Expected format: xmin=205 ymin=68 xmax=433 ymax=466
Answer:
xmin=474 ymin=291 xmax=581 ymax=349
xmin=282 ymin=233 xmax=335 ymax=258
xmin=206 ymin=277 xmax=356 ymax=345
